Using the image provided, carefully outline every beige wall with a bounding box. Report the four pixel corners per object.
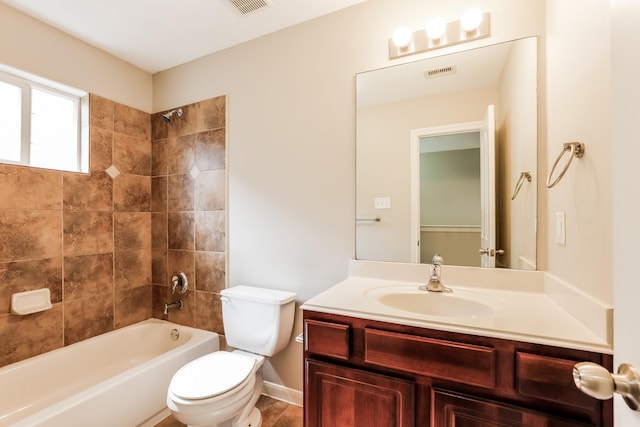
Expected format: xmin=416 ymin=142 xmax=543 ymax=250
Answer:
xmin=153 ymin=0 xmax=545 ymax=392
xmin=497 ymin=37 xmax=537 ymax=269
xmin=545 ymin=0 xmax=611 ymax=304
xmin=0 ymin=3 xmax=152 ymax=112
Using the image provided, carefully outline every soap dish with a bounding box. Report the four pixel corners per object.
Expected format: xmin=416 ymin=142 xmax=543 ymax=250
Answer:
xmin=11 ymin=288 xmax=53 ymax=315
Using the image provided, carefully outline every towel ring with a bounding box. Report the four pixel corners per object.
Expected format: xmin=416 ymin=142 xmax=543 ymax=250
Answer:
xmin=546 ymin=142 xmax=585 ymax=188
xmin=511 ymin=172 xmax=532 ymax=200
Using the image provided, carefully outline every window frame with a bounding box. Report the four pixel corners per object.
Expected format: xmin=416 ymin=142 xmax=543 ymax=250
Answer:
xmin=0 ymin=69 xmax=87 ymax=173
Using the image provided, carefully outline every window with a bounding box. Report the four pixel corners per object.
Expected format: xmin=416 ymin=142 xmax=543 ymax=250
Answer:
xmin=0 ymin=69 xmax=87 ymax=172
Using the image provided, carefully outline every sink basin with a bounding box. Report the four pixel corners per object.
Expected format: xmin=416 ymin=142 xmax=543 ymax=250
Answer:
xmin=369 ymin=288 xmax=495 ymax=318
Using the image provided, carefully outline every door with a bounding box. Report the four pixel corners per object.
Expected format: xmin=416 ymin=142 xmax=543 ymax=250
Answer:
xmin=479 ymin=105 xmax=496 ymax=268
xmin=611 ymin=1 xmax=640 ymax=424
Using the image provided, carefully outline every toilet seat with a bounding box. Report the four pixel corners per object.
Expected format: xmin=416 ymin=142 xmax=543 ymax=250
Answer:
xmin=169 ymin=351 xmax=256 ymax=401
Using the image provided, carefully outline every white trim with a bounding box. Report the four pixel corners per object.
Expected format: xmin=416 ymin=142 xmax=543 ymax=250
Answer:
xmin=410 ymin=121 xmax=484 ymax=263
xmin=262 ymin=381 xmax=303 ymax=407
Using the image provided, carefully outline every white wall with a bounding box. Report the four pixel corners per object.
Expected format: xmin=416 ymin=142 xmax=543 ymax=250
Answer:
xmin=0 ymin=3 xmax=152 ymax=112
xmin=153 ymin=0 xmax=545 ymax=393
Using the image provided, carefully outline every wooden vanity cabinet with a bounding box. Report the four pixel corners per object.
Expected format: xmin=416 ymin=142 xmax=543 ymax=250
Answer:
xmin=303 ymin=311 xmax=613 ymax=427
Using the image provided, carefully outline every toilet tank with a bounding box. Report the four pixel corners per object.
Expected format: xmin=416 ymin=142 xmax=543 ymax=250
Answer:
xmin=220 ymin=285 xmax=297 ymax=356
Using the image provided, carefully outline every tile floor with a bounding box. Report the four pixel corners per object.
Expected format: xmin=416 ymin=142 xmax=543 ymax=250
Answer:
xmin=155 ymin=395 xmax=303 ymax=427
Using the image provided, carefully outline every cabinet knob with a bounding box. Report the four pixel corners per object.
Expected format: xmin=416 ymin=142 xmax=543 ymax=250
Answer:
xmin=573 ymin=362 xmax=640 ymax=411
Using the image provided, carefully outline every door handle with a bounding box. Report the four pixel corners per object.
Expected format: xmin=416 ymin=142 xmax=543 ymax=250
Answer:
xmin=478 ymin=249 xmax=505 ymax=256
xmin=573 ymin=362 xmax=640 ymax=411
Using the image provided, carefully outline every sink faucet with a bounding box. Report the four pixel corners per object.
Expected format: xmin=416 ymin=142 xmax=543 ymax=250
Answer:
xmin=419 ymin=254 xmax=451 ymax=292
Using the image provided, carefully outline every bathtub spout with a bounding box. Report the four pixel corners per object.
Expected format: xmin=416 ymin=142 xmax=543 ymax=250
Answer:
xmin=164 ymin=300 xmax=183 ymax=315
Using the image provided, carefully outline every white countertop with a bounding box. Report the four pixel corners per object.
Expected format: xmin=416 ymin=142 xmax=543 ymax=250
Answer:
xmin=301 ymin=261 xmax=613 ymax=354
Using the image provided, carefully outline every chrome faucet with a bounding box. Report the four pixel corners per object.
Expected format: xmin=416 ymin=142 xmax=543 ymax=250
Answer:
xmin=419 ymin=254 xmax=451 ymax=292
xmin=164 ymin=300 xmax=183 ymax=315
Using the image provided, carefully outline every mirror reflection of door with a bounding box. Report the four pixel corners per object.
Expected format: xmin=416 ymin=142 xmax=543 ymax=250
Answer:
xmin=411 ymin=105 xmax=496 ymax=267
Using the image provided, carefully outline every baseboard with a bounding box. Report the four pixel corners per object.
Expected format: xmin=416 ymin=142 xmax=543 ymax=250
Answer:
xmin=262 ymin=381 xmax=303 ymax=407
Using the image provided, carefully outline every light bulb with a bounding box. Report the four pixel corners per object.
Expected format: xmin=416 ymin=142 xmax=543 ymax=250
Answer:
xmin=392 ymin=26 xmax=412 ymax=48
xmin=426 ymin=17 xmax=446 ymax=40
xmin=461 ymin=8 xmax=483 ymax=32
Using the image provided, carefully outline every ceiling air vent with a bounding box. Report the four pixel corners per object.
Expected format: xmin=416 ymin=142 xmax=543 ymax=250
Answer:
xmin=227 ymin=0 xmax=272 ymax=15
xmin=424 ymin=65 xmax=457 ymax=79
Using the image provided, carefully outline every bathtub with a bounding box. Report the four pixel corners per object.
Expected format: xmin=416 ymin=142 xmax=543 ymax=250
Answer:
xmin=0 ymin=318 xmax=219 ymax=426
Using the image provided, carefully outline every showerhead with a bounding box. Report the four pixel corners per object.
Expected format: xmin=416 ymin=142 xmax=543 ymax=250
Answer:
xmin=161 ymin=108 xmax=183 ymax=123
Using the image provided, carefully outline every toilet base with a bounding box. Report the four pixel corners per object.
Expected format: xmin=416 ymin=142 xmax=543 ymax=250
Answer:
xmin=239 ymin=407 xmax=261 ymax=427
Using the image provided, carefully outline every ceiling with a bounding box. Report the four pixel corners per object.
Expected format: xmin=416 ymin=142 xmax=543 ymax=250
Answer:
xmin=1 ymin=0 xmax=366 ymax=74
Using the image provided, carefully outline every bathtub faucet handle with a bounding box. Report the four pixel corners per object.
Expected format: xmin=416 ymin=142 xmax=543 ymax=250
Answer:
xmin=171 ymin=271 xmax=188 ymax=295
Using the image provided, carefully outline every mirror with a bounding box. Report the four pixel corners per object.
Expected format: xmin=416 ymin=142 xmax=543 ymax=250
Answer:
xmin=356 ymin=37 xmax=537 ymax=270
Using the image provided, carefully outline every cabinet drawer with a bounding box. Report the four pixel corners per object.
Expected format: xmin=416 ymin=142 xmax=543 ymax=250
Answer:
xmin=304 ymin=319 xmax=350 ymax=360
xmin=364 ymin=328 xmax=496 ymax=388
xmin=515 ymin=352 xmax=596 ymax=410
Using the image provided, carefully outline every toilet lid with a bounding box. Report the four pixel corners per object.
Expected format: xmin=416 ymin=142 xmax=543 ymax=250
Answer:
xmin=170 ymin=351 xmax=256 ymax=400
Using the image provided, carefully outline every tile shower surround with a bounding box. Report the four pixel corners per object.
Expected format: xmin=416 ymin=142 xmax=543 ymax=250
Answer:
xmin=0 ymin=94 xmax=227 ymax=368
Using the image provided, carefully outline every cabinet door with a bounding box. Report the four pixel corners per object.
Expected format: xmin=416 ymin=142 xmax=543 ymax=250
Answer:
xmin=305 ymin=359 xmax=415 ymax=427
xmin=432 ymin=389 xmax=592 ymax=427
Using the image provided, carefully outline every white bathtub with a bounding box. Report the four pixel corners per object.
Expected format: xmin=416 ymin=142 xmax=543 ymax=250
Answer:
xmin=0 ymin=318 xmax=219 ymax=426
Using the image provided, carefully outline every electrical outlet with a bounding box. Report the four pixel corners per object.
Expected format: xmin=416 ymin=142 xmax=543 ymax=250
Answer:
xmin=374 ymin=197 xmax=391 ymax=209
xmin=555 ymin=212 xmax=566 ymax=245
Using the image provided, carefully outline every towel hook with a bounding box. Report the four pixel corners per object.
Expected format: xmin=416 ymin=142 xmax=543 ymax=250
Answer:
xmin=511 ymin=171 xmax=532 ymax=200
xmin=546 ymin=142 xmax=585 ymax=188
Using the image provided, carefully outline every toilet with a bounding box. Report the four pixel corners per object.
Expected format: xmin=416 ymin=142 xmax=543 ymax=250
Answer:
xmin=167 ymin=285 xmax=297 ymax=427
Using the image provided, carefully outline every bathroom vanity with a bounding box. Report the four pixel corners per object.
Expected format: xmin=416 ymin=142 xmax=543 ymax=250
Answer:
xmin=301 ymin=261 xmax=613 ymax=426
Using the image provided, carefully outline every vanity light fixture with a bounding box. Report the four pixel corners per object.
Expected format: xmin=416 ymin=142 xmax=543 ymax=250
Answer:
xmin=389 ymin=9 xmax=490 ymax=59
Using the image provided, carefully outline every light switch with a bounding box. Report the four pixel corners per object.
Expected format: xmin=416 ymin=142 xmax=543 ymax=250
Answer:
xmin=555 ymin=212 xmax=566 ymax=245
xmin=374 ymin=197 xmax=391 ymax=209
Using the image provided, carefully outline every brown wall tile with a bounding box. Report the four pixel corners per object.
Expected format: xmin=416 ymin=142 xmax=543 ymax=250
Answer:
xmin=152 ymin=249 xmax=168 ymax=285
xmin=152 ymin=213 xmax=168 ymax=249
xmin=115 ymin=285 xmax=152 ymax=329
xmin=64 ymin=293 xmax=114 ymax=345
xmin=114 ymin=103 xmax=151 ymax=141
xmin=167 ymin=250 xmax=195 ymax=286
xmin=151 ymin=113 xmax=168 ymax=141
xmin=0 ymin=165 xmax=62 ymax=210
xmin=63 ymin=211 xmax=113 ymax=256
xmin=195 ymin=211 xmax=225 ymax=252
xmin=113 ymin=174 xmax=151 ymax=212
xmin=167 ymin=136 xmax=195 ymax=174
xmin=195 ymin=128 xmax=226 ymax=171
xmin=114 ymin=212 xmax=151 ymax=251
xmin=0 ymin=257 xmax=63 ymax=313
xmin=64 ymin=253 xmax=113 ymax=301
xmin=195 ymin=169 xmax=225 ymax=211
xmin=89 ymin=94 xmax=115 ymax=130
xmin=114 ymin=133 xmax=151 ymax=176
xmin=0 ymin=210 xmax=62 ymax=262
xmin=195 ymin=252 xmax=225 ymax=293
xmin=114 ymin=249 xmax=152 ymax=291
xmin=168 ymin=96 xmax=226 ymax=138
xmin=63 ymin=171 xmax=113 ymax=211
xmin=195 ymin=291 xmax=224 ymax=334
xmin=152 ymin=139 xmax=168 ymax=177
xmin=167 ymin=289 xmax=195 ymax=327
xmin=152 ymin=176 xmax=168 ymax=212
xmin=0 ymin=305 xmax=63 ymax=366
xmin=168 ymin=213 xmax=194 ymax=250
xmin=89 ymin=126 xmax=114 ymax=172
xmin=168 ymin=174 xmax=194 ymax=212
